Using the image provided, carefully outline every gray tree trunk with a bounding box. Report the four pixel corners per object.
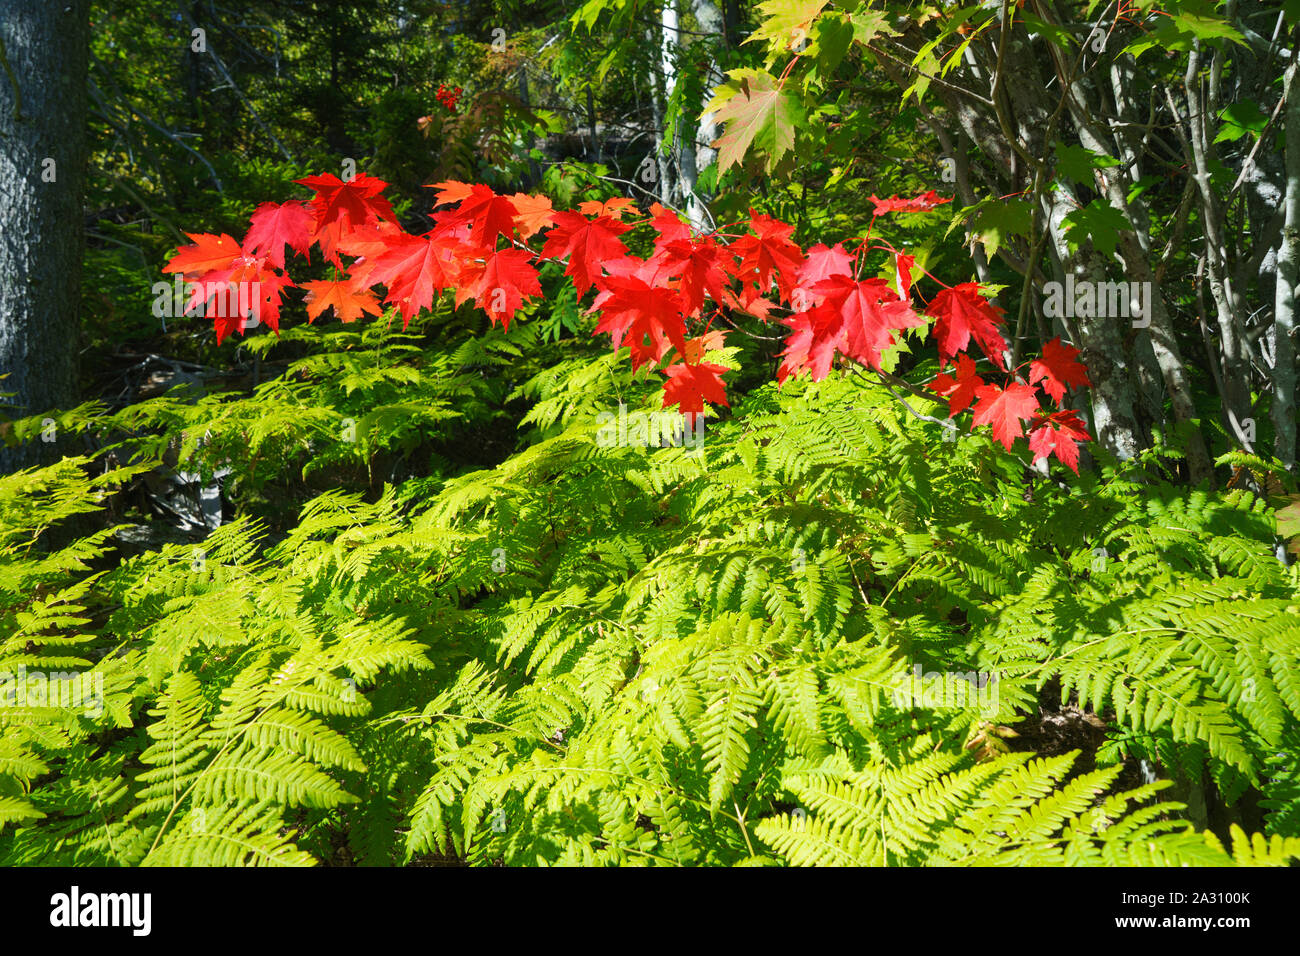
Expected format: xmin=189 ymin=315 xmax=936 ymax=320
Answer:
xmin=1273 ymin=53 xmax=1300 ymax=472
xmin=0 ymin=0 xmax=90 ymax=472
xmin=1041 ymin=194 xmax=1145 ymax=462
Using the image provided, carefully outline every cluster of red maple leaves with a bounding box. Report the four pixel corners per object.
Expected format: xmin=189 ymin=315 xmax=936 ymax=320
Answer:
xmin=161 ymin=174 xmax=1093 ymax=470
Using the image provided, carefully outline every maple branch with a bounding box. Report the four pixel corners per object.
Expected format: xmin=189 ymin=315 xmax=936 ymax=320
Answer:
xmin=859 ymin=367 xmax=954 ymax=430
xmin=866 ymin=40 xmax=997 ymax=109
xmin=712 ymin=317 xmax=784 ymax=342
xmin=542 ymin=159 xmax=708 ymax=228
xmin=161 ymin=168 xmax=1090 ymax=471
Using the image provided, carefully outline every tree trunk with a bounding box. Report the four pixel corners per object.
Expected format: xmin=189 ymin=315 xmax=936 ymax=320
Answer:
xmin=654 ymin=5 xmax=677 ymax=207
xmin=1042 ymin=194 xmax=1145 ymax=462
xmin=1273 ymin=52 xmax=1300 ymax=472
xmin=0 ymin=0 xmax=89 ymax=472
xmin=684 ymin=0 xmax=724 ymax=232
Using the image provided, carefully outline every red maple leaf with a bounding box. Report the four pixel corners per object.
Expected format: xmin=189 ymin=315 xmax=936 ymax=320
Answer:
xmin=307 ymin=219 xmax=351 ymax=265
xmin=925 ymin=283 xmax=1009 ymax=370
xmin=662 ymin=358 xmax=729 ymax=425
xmin=428 ymin=180 xmax=476 ymax=205
xmin=300 ymin=280 xmax=383 ymax=324
xmin=777 ymin=276 xmax=925 ymax=382
xmin=540 ymin=210 xmax=632 ymax=295
xmin=246 ymin=263 xmax=293 ymax=333
xmin=183 ymin=253 xmax=290 ymax=343
xmin=816 ymin=275 xmax=927 ymax=372
xmin=682 ymin=330 xmax=727 ymax=364
xmin=730 ymin=212 xmax=804 ymax=303
xmin=508 ymin=193 xmax=556 ymax=240
xmin=591 ymin=273 xmax=686 ymax=369
xmin=456 ymin=249 xmax=541 ymax=330
xmin=430 ymin=182 xmax=519 ymax=248
xmin=868 ymin=190 xmax=952 ymax=216
xmin=971 ymin=381 xmax=1041 ymax=450
xmin=722 ymin=285 xmax=779 ymax=322
xmin=366 ymin=233 xmax=458 ymax=325
xmin=578 ymin=197 xmax=639 ymax=221
xmin=163 ymin=233 xmax=243 ymax=279
xmin=1028 ymin=409 xmax=1092 ymax=472
xmin=929 ymin=353 xmax=985 ymax=416
xmin=1029 ymin=337 xmax=1092 ymax=405
xmin=647 ymin=237 xmax=734 ymax=317
xmin=243 ymin=201 xmax=315 ymax=269
xmin=192 ymin=287 xmax=250 ymax=345
xmin=426 ymin=208 xmax=474 ymax=247
xmin=295 ymin=173 xmax=396 ymax=231
xmin=895 ymin=252 xmax=916 ymax=300
xmin=335 ymin=220 xmax=407 ymax=282
xmin=792 ymin=242 xmax=854 ymax=310
xmin=648 ymin=204 xmax=693 ymax=245
xmin=777 ymin=302 xmax=841 ymax=383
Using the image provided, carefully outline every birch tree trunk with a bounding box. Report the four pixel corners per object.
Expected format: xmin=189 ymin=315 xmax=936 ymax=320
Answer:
xmin=682 ymin=0 xmax=725 ymax=232
xmin=651 ymin=12 xmax=675 ymax=207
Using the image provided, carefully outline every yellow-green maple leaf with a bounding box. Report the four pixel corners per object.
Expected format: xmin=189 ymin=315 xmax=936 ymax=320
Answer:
xmin=707 ymin=69 xmax=803 ymax=173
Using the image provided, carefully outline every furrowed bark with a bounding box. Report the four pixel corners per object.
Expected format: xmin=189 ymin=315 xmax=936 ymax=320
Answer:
xmin=0 ymin=0 xmax=90 ymax=472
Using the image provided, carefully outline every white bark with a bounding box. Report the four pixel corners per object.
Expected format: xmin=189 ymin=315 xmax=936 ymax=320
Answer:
xmin=690 ymin=0 xmax=724 ymax=192
xmin=652 ymin=11 xmax=674 ymax=207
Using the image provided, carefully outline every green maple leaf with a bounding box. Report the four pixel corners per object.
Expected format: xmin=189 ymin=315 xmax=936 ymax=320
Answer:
xmin=814 ymin=12 xmax=856 ymax=76
xmin=949 ymin=197 xmax=1032 ymax=259
xmin=1062 ymin=199 xmax=1128 ymax=257
xmin=850 ymin=9 xmax=895 ymax=45
xmin=747 ymin=0 xmax=830 ymax=49
xmin=1214 ymin=101 xmax=1268 ymax=144
xmin=707 ymin=69 xmax=804 ymax=174
xmin=1126 ymin=6 xmax=1246 ymax=58
xmin=1053 ymin=142 xmax=1120 ymax=184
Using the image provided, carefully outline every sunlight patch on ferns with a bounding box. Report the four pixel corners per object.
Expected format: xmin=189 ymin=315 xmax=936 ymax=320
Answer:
xmin=2 ymin=366 xmax=1298 ymax=865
